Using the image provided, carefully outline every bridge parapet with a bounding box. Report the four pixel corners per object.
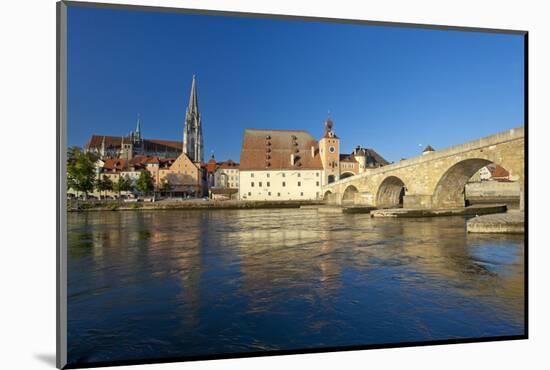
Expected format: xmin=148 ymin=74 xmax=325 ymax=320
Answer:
xmin=322 ymin=126 xmax=524 ymax=210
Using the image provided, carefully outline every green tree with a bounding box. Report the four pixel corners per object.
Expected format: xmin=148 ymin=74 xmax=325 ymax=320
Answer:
xmin=96 ymin=175 xmax=114 ymax=199
xmin=113 ymin=175 xmax=133 ymax=197
xmin=136 ymin=170 xmax=154 ymax=195
xmin=160 ymin=179 xmax=173 ymax=196
xmin=67 ymin=147 xmax=96 ymax=198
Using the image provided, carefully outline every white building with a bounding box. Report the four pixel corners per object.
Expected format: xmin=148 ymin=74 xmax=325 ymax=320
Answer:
xmin=120 ymin=169 xmax=141 ymax=187
xmin=214 ymin=160 xmax=240 ymax=189
xmin=239 ymin=129 xmax=324 ymax=201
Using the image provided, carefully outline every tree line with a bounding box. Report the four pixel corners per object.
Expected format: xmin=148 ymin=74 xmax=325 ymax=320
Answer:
xmin=67 ymin=146 xmax=172 ymax=199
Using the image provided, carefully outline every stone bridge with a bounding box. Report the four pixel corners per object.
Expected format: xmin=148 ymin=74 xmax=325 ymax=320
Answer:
xmin=323 ymin=127 xmax=525 ymax=211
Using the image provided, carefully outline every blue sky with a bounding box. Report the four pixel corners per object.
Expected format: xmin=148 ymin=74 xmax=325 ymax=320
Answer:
xmin=67 ymin=5 xmax=524 ymax=163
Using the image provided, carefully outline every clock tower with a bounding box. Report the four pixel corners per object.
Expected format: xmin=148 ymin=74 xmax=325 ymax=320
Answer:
xmin=319 ymin=116 xmax=340 ymax=185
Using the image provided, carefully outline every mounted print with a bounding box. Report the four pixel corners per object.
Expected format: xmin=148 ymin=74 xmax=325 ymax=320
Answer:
xmin=57 ymin=1 xmax=527 ymax=368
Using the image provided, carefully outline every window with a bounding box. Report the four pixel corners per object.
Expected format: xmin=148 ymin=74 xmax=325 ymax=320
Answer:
xmin=300 ymin=192 xmax=303 ymax=196
xmin=282 ymin=173 xmax=285 ymax=177
xmin=277 ymin=192 xmax=280 ymax=197
xmin=259 ymin=182 xmax=262 ymax=187
xmin=316 ymin=181 xmax=319 ymax=186
xmin=267 ymin=182 xmax=270 ymax=187
xmin=298 ymin=181 xmax=301 ymax=187
xmin=282 ymin=181 xmax=286 ymax=187
xmin=316 ymin=172 xmax=319 ymax=177
xmin=251 ymin=182 xmax=254 ymax=187
xmin=251 ymin=173 xmax=254 ymax=178
xmin=248 ymin=192 xmax=251 ymax=196
xmin=267 ymin=173 xmax=270 ymax=178
xmin=268 ymin=192 xmax=271 ymax=196
xmin=297 ymin=173 xmax=301 ymax=177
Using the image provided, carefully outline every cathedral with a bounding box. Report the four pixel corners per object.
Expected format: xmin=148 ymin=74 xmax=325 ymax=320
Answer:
xmin=85 ymin=75 xmax=204 ymax=164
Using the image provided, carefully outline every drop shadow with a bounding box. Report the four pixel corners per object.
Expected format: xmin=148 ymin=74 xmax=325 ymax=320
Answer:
xmin=34 ymin=353 xmax=56 ymax=367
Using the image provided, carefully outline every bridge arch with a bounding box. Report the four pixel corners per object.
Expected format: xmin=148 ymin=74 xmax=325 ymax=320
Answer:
xmin=376 ymin=176 xmax=406 ymax=208
xmin=342 ymin=185 xmax=359 ymax=205
xmin=432 ymin=158 xmax=493 ymax=208
xmin=323 ymin=190 xmax=332 ymax=201
xmin=340 ymin=172 xmax=355 ymax=180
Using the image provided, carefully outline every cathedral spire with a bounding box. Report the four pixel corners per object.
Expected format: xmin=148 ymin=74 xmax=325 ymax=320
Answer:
xmin=183 ymin=75 xmax=203 ymax=163
xmin=135 ymin=113 xmax=141 ymax=142
xmin=188 ymin=75 xmax=199 ymax=115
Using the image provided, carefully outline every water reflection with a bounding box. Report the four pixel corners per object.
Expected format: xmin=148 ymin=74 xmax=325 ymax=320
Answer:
xmin=67 ymin=209 xmax=524 ymax=365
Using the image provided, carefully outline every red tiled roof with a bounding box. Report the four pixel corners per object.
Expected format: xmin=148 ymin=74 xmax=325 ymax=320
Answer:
xmin=159 ymin=157 xmax=176 ymax=168
xmin=102 ymin=158 xmax=127 ymax=171
xmin=144 ymin=156 xmax=160 ymax=164
xmin=340 ymin=154 xmax=356 ymax=163
xmin=85 ymin=135 xmax=182 ymax=151
xmin=86 ymin=135 xmax=130 ymax=149
xmin=217 ymin=159 xmax=239 ymax=169
xmin=206 ymin=158 xmax=218 ymax=173
xmin=130 ymin=155 xmax=148 ymax=166
xmin=240 ymin=129 xmax=324 ymax=171
xmin=490 ymin=164 xmax=510 ymax=178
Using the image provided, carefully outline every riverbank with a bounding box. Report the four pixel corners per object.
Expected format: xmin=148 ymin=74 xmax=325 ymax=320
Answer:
xmin=68 ymin=199 xmax=324 ymax=212
xmin=466 ymin=211 xmax=525 ymax=234
xmin=370 ymin=204 xmax=507 ymax=218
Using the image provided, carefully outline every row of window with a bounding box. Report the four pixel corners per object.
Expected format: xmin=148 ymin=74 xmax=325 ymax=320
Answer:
xmin=216 ymin=176 xmax=238 ymax=181
xmin=249 ymin=172 xmax=320 ymax=178
xmin=250 ymin=181 xmax=320 ymax=187
xmin=247 ymin=191 xmax=319 ymax=197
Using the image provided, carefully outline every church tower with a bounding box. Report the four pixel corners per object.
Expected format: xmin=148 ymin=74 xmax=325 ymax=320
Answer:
xmin=183 ymin=75 xmax=204 ymax=163
xmin=319 ymin=115 xmax=340 ymax=185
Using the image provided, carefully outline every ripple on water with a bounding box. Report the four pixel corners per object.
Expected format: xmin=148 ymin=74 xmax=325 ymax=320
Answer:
xmin=67 ymin=209 xmax=525 ymax=364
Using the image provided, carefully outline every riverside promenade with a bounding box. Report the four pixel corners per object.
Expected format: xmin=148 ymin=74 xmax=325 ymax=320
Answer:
xmin=67 ymin=199 xmax=323 ymax=212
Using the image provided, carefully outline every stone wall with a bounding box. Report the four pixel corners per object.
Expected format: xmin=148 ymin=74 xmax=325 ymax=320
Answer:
xmin=465 ymin=181 xmax=520 ymax=198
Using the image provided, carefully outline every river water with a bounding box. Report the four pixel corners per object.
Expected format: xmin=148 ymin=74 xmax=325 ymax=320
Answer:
xmin=67 ymin=209 xmax=525 ymax=365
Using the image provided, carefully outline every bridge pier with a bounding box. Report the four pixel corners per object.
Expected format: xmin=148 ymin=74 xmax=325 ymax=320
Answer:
xmin=403 ymin=195 xmax=433 ymax=209
xmin=324 ymin=192 xmax=338 ymax=205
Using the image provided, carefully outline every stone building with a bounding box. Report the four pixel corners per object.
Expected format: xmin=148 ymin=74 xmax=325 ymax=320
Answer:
xmin=84 ymin=75 xmax=204 ymax=163
xmin=159 ymin=152 xmax=202 ymax=196
xmin=239 ymin=129 xmax=324 ymax=201
xmin=203 ymin=155 xmax=240 ymax=199
xmin=469 ymin=163 xmax=511 ymax=183
xmin=319 ymin=117 xmax=388 ymax=184
xmin=237 ymin=117 xmax=388 ymax=201
xmin=214 ymin=160 xmax=240 ymax=189
xmin=85 ymin=117 xmax=182 ymax=160
xmin=91 ymin=153 xmax=202 ymax=197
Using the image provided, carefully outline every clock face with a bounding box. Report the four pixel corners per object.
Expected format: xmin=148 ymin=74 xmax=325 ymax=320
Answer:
xmin=329 ymin=146 xmax=335 ymax=153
